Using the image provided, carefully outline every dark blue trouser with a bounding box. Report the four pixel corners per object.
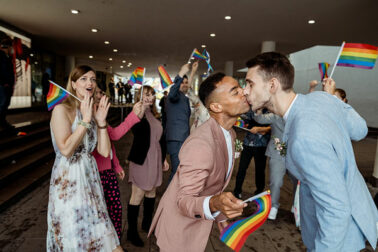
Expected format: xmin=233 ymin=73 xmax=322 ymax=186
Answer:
xmin=167 ymin=141 xmax=183 ymax=183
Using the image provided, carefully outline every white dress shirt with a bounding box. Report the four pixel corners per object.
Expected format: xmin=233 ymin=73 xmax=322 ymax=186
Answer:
xmin=283 ymin=94 xmax=298 ymax=122
xmin=203 ymin=126 xmax=233 ymax=220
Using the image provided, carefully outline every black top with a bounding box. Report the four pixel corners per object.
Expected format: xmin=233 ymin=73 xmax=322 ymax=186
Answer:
xmin=128 ymin=117 xmax=166 ymax=165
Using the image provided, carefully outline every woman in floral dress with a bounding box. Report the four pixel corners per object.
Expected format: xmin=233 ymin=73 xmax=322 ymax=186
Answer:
xmin=47 ymin=65 xmax=122 ymax=252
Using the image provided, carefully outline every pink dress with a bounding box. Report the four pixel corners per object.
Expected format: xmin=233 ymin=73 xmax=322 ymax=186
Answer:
xmin=129 ymin=109 xmax=163 ymax=191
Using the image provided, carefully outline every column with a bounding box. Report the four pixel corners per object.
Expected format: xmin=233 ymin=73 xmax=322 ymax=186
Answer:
xmin=65 ymin=56 xmax=75 ymax=77
xmin=261 ymin=41 xmax=276 ymax=53
xmin=225 ymin=61 xmax=234 ymax=77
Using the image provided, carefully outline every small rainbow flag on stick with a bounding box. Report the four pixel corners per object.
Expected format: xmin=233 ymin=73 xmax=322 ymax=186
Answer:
xmin=337 ymin=43 xmax=378 ymax=69
xmin=46 ymin=81 xmax=78 ymax=111
xmin=157 ymin=66 xmax=173 ymax=89
xmin=318 ymin=62 xmax=330 ymax=80
xmin=234 ymin=117 xmax=249 ymax=131
xmin=188 ymin=48 xmax=208 ymax=63
xmin=330 ymin=42 xmax=378 ymax=78
xmin=220 ymin=191 xmax=271 ymax=252
xmin=128 ymin=67 xmax=145 ymax=85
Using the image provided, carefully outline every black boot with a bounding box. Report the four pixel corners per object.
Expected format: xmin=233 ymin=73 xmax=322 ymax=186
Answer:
xmin=142 ymin=197 xmax=155 ymax=232
xmin=127 ymin=204 xmax=144 ymax=247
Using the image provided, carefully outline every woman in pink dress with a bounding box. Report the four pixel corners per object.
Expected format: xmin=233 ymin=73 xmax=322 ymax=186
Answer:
xmin=92 ymin=88 xmax=145 ymax=241
xmin=126 ymin=86 xmax=168 ymax=247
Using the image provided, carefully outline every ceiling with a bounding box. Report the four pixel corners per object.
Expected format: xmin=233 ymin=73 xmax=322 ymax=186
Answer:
xmin=1 ymin=0 xmax=377 ymax=78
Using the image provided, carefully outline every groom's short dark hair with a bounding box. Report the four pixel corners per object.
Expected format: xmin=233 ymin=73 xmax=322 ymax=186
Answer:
xmin=199 ymin=72 xmax=225 ymax=107
xmin=246 ymin=52 xmax=294 ymax=91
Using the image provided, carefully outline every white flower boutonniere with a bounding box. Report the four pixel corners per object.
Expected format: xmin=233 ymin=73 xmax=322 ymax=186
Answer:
xmin=272 ymin=136 xmax=287 ymax=157
xmin=235 ymin=139 xmax=243 ymax=159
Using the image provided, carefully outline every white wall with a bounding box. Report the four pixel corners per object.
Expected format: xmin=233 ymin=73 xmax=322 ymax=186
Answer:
xmin=289 ymin=45 xmax=378 ymax=128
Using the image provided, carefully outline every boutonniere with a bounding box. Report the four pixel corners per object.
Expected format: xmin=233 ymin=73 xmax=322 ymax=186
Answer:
xmin=272 ymin=136 xmax=287 ymax=157
xmin=235 ymin=139 xmax=243 ymax=158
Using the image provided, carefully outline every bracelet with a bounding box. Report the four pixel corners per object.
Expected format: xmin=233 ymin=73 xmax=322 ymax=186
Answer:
xmin=78 ymin=120 xmax=91 ymax=129
xmin=97 ymin=122 xmax=107 ymax=129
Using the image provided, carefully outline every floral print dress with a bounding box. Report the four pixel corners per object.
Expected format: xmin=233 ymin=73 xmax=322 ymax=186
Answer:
xmin=47 ymin=110 xmax=119 ymax=251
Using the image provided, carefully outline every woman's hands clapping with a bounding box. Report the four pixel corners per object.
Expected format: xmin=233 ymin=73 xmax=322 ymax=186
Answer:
xmin=80 ymin=93 xmax=94 ymax=123
xmin=94 ymin=95 xmax=111 ymax=126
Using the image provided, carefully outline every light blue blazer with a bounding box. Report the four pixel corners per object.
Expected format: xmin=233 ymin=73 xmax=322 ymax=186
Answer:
xmin=283 ymin=92 xmax=377 ymax=252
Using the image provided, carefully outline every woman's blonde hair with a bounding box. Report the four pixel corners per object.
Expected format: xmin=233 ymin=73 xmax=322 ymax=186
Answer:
xmin=135 ymin=85 xmax=158 ymax=117
xmin=62 ymin=65 xmax=95 ymax=110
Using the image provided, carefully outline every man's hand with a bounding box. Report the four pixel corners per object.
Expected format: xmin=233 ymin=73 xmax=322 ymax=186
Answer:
xmin=209 ymin=192 xmax=247 ymax=219
xmin=249 ymin=127 xmax=259 ymax=134
xmin=178 ymin=63 xmax=190 ymax=78
xmin=322 ymin=78 xmax=336 ymax=95
xmin=192 ymin=61 xmax=199 ymax=73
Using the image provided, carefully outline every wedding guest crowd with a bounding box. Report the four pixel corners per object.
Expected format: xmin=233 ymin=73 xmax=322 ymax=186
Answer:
xmin=46 ymin=53 xmax=377 ymax=252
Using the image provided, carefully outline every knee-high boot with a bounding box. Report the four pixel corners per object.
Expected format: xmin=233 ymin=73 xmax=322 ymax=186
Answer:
xmin=142 ymin=197 xmax=155 ymax=232
xmin=127 ymin=204 xmax=144 ymax=247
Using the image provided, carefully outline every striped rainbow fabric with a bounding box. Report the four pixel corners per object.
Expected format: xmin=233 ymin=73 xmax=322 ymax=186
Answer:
xmin=220 ymin=193 xmax=271 ymax=252
xmin=318 ymin=62 xmax=330 ymax=80
xmin=192 ymin=48 xmax=207 ymax=60
xmin=337 ymin=43 xmax=378 ymax=69
xmin=128 ymin=67 xmax=145 ymax=85
xmin=158 ymin=65 xmax=173 ymax=89
xmin=46 ymin=81 xmax=69 ymax=111
xmin=234 ymin=117 xmax=245 ymax=128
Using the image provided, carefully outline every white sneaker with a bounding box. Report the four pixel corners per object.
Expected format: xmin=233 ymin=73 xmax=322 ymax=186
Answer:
xmin=268 ymin=207 xmax=278 ymax=220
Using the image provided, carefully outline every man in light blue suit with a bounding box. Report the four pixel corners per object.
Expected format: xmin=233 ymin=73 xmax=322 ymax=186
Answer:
xmin=243 ymin=52 xmax=377 ymax=251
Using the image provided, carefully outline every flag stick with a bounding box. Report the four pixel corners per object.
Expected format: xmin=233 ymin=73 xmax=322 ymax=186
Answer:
xmin=49 ymin=80 xmax=82 ymax=102
xmin=140 ymin=68 xmax=146 ymax=101
xmin=329 ymin=41 xmax=345 ymax=79
xmin=187 ymin=48 xmax=195 ymax=64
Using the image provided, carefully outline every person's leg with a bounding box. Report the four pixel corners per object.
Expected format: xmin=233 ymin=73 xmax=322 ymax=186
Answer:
xmin=127 ymin=184 xmax=145 ymax=247
xmin=269 ymin=157 xmax=286 ymax=209
xmin=167 ymin=141 xmax=183 ymax=182
xmin=142 ymin=188 xmax=156 ymax=232
xmin=100 ymin=170 xmax=123 ymax=240
xmin=233 ymin=145 xmax=254 ymax=198
xmin=253 ymin=147 xmax=267 ymax=194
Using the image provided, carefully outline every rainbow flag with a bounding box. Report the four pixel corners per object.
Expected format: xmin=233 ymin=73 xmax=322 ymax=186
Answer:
xmin=46 ymin=81 xmax=69 ymax=111
xmin=234 ymin=117 xmax=246 ymax=128
xmin=220 ymin=192 xmax=271 ymax=252
xmin=192 ymin=48 xmax=207 ymax=60
xmin=128 ymin=67 xmax=145 ymax=85
xmin=337 ymin=43 xmax=378 ymax=69
xmin=158 ymin=66 xmax=173 ymax=89
xmin=318 ymin=62 xmax=330 ymax=80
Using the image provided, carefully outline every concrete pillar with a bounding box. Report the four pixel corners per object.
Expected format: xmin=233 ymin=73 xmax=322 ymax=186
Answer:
xmin=65 ymin=56 xmax=75 ymax=77
xmin=261 ymin=41 xmax=276 ymax=53
xmin=225 ymin=61 xmax=234 ymax=77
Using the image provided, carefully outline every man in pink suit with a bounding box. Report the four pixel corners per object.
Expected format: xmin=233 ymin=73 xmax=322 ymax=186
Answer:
xmin=148 ymin=73 xmax=250 ymax=251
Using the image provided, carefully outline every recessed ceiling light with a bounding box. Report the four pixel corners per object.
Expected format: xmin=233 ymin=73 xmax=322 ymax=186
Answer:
xmin=34 ymin=62 xmax=38 ymax=65
xmin=109 ymin=58 xmax=112 ymax=61
xmin=113 ymin=49 xmax=118 ymax=52
xmin=30 ymin=53 xmax=34 ymax=57
xmin=201 ymin=45 xmax=206 ymax=48
xmin=127 ymin=65 xmax=130 ymax=67
xmin=120 ymin=66 xmax=124 ymax=68
xmin=71 ymin=9 xmax=80 ymax=14
xmin=89 ymin=55 xmax=93 ymax=59
xmin=91 ymin=28 xmax=98 ymax=33
xmin=104 ymin=41 xmax=110 ymax=44
xmin=122 ymin=60 xmax=126 ymax=63
xmin=203 ymin=72 xmax=207 ymax=74
xmin=210 ymin=33 xmax=216 ymax=37
xmin=225 ymin=16 xmax=231 ymax=20
xmin=308 ymin=20 xmax=315 ymax=24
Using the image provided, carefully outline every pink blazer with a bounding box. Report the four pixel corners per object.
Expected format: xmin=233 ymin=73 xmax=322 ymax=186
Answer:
xmin=149 ymin=117 xmax=236 ymax=252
